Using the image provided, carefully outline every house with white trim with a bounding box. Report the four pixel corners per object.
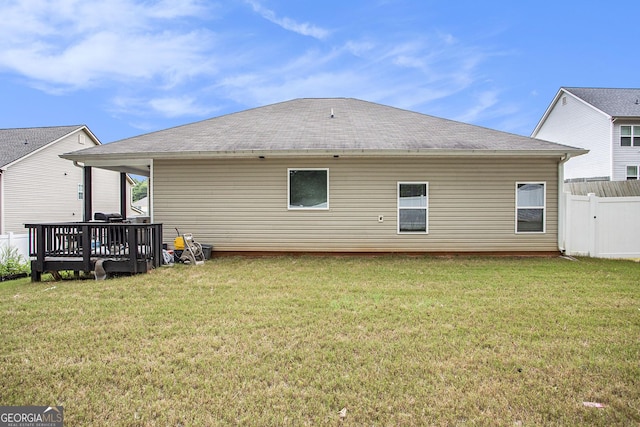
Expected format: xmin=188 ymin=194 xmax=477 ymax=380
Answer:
xmin=0 ymin=126 xmax=133 ymax=233
xmin=61 ymin=98 xmax=587 ymax=255
xmin=532 ymin=87 xmax=640 ymax=182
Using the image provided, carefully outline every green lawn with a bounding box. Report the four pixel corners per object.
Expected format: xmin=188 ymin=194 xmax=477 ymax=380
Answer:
xmin=0 ymin=256 xmax=638 ymax=425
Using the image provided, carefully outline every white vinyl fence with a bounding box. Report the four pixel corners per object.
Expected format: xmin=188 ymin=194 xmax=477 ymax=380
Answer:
xmin=0 ymin=232 xmax=30 ymax=262
xmin=564 ymin=193 xmax=640 ymax=258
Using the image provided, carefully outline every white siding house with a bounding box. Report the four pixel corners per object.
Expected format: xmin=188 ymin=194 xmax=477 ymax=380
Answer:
xmin=0 ymin=126 xmax=133 ymax=233
xmin=532 ymin=87 xmax=640 ymax=181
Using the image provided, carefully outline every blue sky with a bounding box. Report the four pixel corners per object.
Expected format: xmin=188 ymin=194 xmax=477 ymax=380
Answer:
xmin=1 ymin=0 xmax=638 ymax=143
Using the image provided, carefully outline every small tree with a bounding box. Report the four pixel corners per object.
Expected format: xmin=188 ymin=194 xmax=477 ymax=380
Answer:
xmin=132 ymin=179 xmax=148 ymax=202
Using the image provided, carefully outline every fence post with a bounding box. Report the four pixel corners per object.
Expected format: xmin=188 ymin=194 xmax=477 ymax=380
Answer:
xmin=588 ymin=193 xmax=598 ymax=257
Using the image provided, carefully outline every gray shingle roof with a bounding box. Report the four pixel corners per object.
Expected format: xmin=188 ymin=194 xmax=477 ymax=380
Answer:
xmin=64 ymin=98 xmax=584 ymax=160
xmin=564 ymin=87 xmax=640 ymax=117
xmin=0 ymin=125 xmax=85 ymax=168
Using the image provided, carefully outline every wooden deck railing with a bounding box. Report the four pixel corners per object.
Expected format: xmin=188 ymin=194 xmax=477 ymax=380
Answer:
xmin=25 ymin=222 xmax=163 ymax=281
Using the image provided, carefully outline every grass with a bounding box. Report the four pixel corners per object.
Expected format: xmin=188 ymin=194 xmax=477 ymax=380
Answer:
xmin=0 ymin=255 xmax=638 ymax=425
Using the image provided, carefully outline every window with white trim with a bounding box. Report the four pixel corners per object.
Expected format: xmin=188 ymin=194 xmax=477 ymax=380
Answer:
xmin=620 ymin=125 xmax=640 ymax=147
xmin=516 ymin=182 xmax=545 ymax=233
xmin=398 ymin=182 xmax=428 ymax=234
xmin=77 ymin=183 xmax=84 ymax=200
xmin=626 ymin=166 xmax=639 ymax=180
xmin=288 ymin=169 xmax=329 ymax=209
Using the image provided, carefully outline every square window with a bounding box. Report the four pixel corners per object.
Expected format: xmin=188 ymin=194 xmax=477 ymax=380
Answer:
xmin=288 ymin=169 xmax=328 ymax=209
xmin=627 ymin=166 xmax=639 ymax=180
xmin=398 ymin=182 xmax=428 ymax=233
xmin=516 ymin=182 xmax=545 ymax=233
xmin=621 ymin=125 xmax=640 ymax=146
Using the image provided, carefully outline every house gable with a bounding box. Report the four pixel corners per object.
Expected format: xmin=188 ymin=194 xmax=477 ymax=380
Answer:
xmin=533 ymin=89 xmax=611 ymax=180
xmin=533 ymin=88 xmax=640 ymax=182
xmin=0 ymin=126 xmax=131 ymax=233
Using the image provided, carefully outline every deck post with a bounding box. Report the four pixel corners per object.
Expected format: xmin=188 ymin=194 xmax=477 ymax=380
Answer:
xmin=81 ymin=224 xmax=92 ymax=272
xmin=83 ymin=166 xmax=93 ymax=222
xmin=127 ymin=225 xmax=138 ymax=274
xmin=120 ymin=173 xmax=127 ymax=219
xmin=153 ymin=224 xmax=163 ymax=268
xmin=31 ymin=225 xmax=45 ymax=282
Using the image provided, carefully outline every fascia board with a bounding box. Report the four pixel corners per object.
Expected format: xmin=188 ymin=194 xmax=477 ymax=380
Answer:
xmin=63 ymin=148 xmax=589 ymax=164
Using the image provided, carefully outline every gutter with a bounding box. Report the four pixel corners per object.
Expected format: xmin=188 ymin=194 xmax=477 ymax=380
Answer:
xmin=61 ymin=148 xmax=589 ymax=163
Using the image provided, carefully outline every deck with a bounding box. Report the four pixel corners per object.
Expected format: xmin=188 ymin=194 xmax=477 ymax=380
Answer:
xmin=26 ymin=222 xmax=163 ymax=281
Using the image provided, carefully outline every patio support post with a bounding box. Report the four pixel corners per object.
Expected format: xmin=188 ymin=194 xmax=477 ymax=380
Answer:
xmin=120 ymin=173 xmax=127 ymax=219
xmin=83 ymin=166 xmax=92 ymax=222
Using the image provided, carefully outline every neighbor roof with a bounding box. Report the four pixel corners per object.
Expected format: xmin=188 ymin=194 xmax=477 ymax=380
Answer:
xmin=0 ymin=125 xmax=86 ymax=168
xmin=63 ymin=98 xmax=585 ymax=163
xmin=563 ymin=87 xmax=640 ymax=117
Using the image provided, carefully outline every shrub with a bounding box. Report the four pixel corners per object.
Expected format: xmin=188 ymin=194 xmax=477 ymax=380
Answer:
xmin=0 ymin=245 xmax=30 ymax=277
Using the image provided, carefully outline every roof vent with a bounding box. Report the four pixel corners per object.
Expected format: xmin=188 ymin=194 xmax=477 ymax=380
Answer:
xmin=635 ymin=99 xmax=639 ymax=105
xmin=330 ymin=108 xmax=334 ymax=118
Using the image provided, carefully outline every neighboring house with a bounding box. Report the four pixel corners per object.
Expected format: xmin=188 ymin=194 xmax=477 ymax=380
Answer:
xmin=61 ymin=98 xmax=586 ymax=254
xmin=532 ymin=87 xmax=640 ymax=182
xmin=132 ymin=196 xmax=148 ymax=214
xmin=0 ymin=125 xmax=134 ymax=234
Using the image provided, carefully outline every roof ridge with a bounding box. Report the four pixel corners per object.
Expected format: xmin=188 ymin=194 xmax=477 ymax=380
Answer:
xmin=0 ymin=124 xmax=85 ymax=132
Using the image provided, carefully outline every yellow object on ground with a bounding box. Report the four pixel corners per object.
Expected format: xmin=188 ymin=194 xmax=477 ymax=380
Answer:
xmin=174 ymin=236 xmax=185 ymax=250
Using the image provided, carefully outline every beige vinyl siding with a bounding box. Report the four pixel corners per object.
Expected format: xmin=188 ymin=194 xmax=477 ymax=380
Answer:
xmin=3 ymin=131 xmax=128 ymax=233
xmin=153 ymin=156 xmax=559 ymax=253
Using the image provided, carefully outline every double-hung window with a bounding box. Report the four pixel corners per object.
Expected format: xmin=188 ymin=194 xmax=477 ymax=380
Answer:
xmin=516 ymin=182 xmax=545 ymax=233
xmin=620 ymin=125 xmax=640 ymax=147
xmin=398 ymin=182 xmax=428 ymax=233
xmin=288 ymin=169 xmax=329 ymax=209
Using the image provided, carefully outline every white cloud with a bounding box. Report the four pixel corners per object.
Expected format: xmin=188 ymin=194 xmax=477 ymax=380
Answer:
xmin=0 ymin=0 xmax=514 ymax=125
xmin=454 ymin=91 xmax=500 ymax=123
xmin=0 ymin=0 xmax=217 ymax=92
xmin=148 ymin=96 xmax=217 ymax=118
xmin=212 ymin=32 xmax=496 ymax=117
xmin=245 ymin=0 xmax=330 ymax=40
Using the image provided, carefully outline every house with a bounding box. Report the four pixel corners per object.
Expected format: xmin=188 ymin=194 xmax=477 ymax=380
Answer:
xmin=0 ymin=125 xmax=134 ymax=234
xmin=132 ymin=196 xmax=149 ymax=214
xmin=532 ymin=87 xmax=640 ymax=182
xmin=61 ymin=98 xmax=587 ymax=255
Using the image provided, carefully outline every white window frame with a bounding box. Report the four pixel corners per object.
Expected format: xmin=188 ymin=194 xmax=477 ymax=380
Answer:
xmin=626 ymin=165 xmax=639 ymax=180
xmin=287 ymin=168 xmax=329 ymax=210
xmin=620 ymin=125 xmax=640 ymax=147
xmin=77 ymin=183 xmax=84 ymax=200
xmin=515 ymin=182 xmax=546 ymax=234
xmin=397 ymin=182 xmax=429 ymax=234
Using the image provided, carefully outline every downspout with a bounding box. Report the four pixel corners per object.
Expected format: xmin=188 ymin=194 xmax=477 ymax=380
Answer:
xmin=557 ymin=154 xmax=572 ymax=253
